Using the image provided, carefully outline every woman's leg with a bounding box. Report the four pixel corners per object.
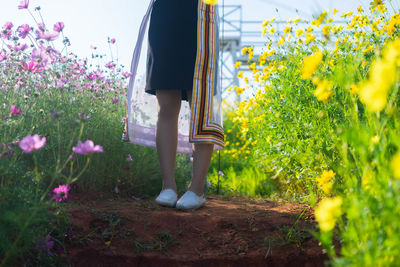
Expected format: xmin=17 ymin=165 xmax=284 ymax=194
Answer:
xmin=156 ymin=90 xmax=182 ymax=194
xmin=186 ymin=89 xmax=214 ymax=197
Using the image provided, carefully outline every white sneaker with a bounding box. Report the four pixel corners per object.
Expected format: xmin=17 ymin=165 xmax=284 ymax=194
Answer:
xmin=155 ymin=189 xmax=177 ymax=207
xmin=176 ymin=190 xmax=206 ymax=210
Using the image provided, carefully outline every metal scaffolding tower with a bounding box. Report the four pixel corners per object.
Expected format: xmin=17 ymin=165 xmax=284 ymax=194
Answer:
xmin=218 ymin=5 xmax=347 ymax=101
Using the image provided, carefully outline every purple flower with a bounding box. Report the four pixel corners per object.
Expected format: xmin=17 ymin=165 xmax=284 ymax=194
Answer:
xmin=111 ymin=96 xmax=119 ymax=103
xmin=21 ymin=61 xmax=41 ymax=73
xmin=0 ymin=143 xmax=14 ymax=159
xmin=190 ymin=157 xmax=193 ymax=162
xmin=35 ymin=29 xmax=59 ymax=41
xmin=18 ymin=0 xmax=29 ymax=9
xmin=52 ymin=184 xmax=71 ymax=202
xmin=38 ymin=22 xmax=45 ymax=32
xmin=110 ymin=38 xmax=116 ymax=44
xmin=19 ymin=134 xmax=46 ymax=153
xmin=105 ymin=61 xmax=116 ymax=70
xmin=36 ymin=235 xmax=55 ymax=256
xmin=53 ymin=22 xmax=64 ymax=32
xmin=17 ymin=24 xmax=31 ymax=38
xmin=122 ymin=72 xmax=133 ymax=78
xmin=218 ymin=171 xmax=224 ymax=176
xmin=1 ymin=30 xmax=11 ymax=39
xmin=126 ymin=154 xmax=133 ymax=161
xmin=3 ymin=22 xmax=13 ymax=30
xmin=0 ymin=51 xmax=9 ymax=62
xmin=90 ymin=45 xmax=97 ymax=50
xmin=9 ymin=43 xmax=28 ymax=51
xmin=10 ymin=105 xmax=22 ymax=116
xmin=72 ymin=140 xmax=103 ymax=154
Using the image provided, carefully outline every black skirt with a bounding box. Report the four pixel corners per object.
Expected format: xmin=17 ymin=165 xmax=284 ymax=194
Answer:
xmin=145 ymin=0 xmax=199 ymax=101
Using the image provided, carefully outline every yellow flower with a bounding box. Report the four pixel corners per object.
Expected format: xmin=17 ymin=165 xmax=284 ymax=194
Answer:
xmin=350 ymin=84 xmax=359 ymax=94
xmin=322 ymin=183 xmax=333 ymax=194
xmin=262 ymin=27 xmax=268 ymax=37
xmin=362 ymin=45 xmax=375 ymax=53
xmin=295 ymin=28 xmax=304 ymax=37
xmin=278 ymin=36 xmax=285 ymax=46
xmin=341 ymin=12 xmax=354 ymax=18
xmin=301 ymin=50 xmax=323 ymax=79
xmin=261 ymin=17 xmax=277 ymax=27
xmin=322 ymin=25 xmax=331 ymax=36
xmin=236 ymin=86 xmax=244 ymax=95
xmin=315 ymin=196 xmax=343 ymax=232
xmin=391 ymin=151 xmax=400 ymax=179
xmin=316 ymin=170 xmax=336 ymax=186
xmin=269 ymin=27 xmax=276 ymax=35
xmin=314 ymin=79 xmax=334 ymax=104
xmin=305 ymin=33 xmax=316 ymax=44
xmin=370 ymin=135 xmax=379 ymax=144
xmin=370 ymin=0 xmax=383 ymax=9
xmin=284 ymin=26 xmax=292 ymax=35
xmin=237 ymin=72 xmax=243 ymax=79
xmin=359 ymin=58 xmax=397 ymax=112
xmin=235 ymin=61 xmax=242 ymax=69
xmin=203 ymin=0 xmax=218 ymax=5
xmin=333 ymin=8 xmax=339 ymax=15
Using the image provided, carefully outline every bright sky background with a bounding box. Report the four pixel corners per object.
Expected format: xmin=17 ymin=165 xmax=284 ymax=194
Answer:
xmin=0 ymin=0 xmax=372 ymax=71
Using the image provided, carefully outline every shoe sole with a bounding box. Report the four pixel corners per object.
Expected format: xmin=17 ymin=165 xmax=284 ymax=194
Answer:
xmin=155 ymin=201 xmax=177 ymax=208
xmin=176 ymin=202 xmax=205 ymax=210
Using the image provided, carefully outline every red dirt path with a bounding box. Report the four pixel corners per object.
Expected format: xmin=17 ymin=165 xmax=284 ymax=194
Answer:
xmin=62 ymin=190 xmax=335 ymax=267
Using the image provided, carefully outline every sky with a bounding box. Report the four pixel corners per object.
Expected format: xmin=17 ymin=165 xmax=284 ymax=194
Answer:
xmin=0 ymin=0 xmax=372 ymax=72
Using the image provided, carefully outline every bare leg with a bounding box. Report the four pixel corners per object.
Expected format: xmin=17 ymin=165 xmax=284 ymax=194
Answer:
xmin=156 ymin=90 xmax=182 ymax=194
xmin=186 ymin=89 xmax=214 ymax=197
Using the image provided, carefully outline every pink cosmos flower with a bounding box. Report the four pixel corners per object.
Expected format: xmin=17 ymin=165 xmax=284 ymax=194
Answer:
xmin=36 ymin=235 xmax=55 ymax=256
xmin=105 ymin=62 xmax=116 ymax=70
xmin=19 ymin=134 xmax=46 ymax=153
xmin=1 ymin=23 xmax=13 ymax=39
xmin=3 ymin=22 xmax=13 ymax=30
xmin=18 ymin=24 xmax=31 ymax=38
xmin=72 ymin=140 xmax=103 ymax=154
xmin=122 ymin=72 xmax=133 ymax=78
xmin=52 ymin=184 xmax=71 ymax=202
xmin=0 ymin=51 xmax=9 ymax=62
xmin=53 ymin=22 xmax=64 ymax=32
xmin=18 ymin=0 xmax=29 ymax=9
xmin=10 ymin=105 xmax=22 ymax=116
xmin=8 ymin=43 xmax=28 ymax=51
xmin=38 ymin=22 xmax=45 ymax=32
xmin=1 ymin=30 xmax=12 ymax=39
xmin=21 ymin=61 xmax=41 ymax=73
xmin=35 ymin=29 xmax=59 ymax=41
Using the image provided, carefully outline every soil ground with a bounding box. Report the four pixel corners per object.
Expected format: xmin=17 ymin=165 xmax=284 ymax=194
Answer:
xmin=60 ymin=190 xmax=338 ymax=267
